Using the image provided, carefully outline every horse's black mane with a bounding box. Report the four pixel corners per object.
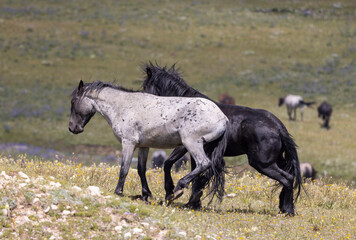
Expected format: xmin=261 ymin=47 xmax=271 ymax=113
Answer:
xmin=71 ymin=80 xmax=138 ymax=98
xmin=142 ymin=62 xmax=209 ymax=99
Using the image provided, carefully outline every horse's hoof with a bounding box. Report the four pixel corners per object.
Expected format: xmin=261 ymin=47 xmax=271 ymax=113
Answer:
xmin=184 ymin=201 xmax=202 ymax=210
xmin=190 ymin=191 xmax=203 ymax=203
xmin=115 ymin=191 xmax=123 ymax=196
xmin=173 ymin=189 xmax=184 ymax=200
xmin=166 ymin=189 xmax=184 ymax=205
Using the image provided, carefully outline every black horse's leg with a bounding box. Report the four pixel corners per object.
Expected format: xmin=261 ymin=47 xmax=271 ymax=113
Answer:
xmin=137 ymin=147 xmax=151 ymax=202
xmin=325 ymin=115 xmax=330 ymax=129
xmin=246 ymin=135 xmax=295 ymax=215
xmin=169 ymin=144 xmax=213 ymax=203
xmin=164 ymin=146 xmax=188 ymax=201
xmin=172 ymin=161 xmax=211 ymax=201
xmin=115 ymin=142 xmax=136 ymax=196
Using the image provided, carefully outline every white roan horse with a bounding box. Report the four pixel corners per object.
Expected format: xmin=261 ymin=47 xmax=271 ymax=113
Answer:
xmin=69 ymin=80 xmax=229 ymax=203
xmin=279 ymin=94 xmax=315 ymax=121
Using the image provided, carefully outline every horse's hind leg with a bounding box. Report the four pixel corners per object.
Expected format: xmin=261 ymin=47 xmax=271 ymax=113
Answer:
xmin=137 ymin=147 xmax=151 ymax=202
xmin=287 ymin=107 xmax=292 ymax=120
xmin=164 ymin=146 xmax=188 ymax=201
xmin=247 ymin=142 xmax=295 ymax=215
xmin=169 ymin=143 xmax=211 ymax=202
xmin=251 ymin=160 xmax=294 ymax=214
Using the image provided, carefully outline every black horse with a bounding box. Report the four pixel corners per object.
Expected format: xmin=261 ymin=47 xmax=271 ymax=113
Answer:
xmin=141 ymin=63 xmax=302 ymax=215
xmin=317 ymin=101 xmax=332 ymax=129
xmin=152 ymin=150 xmax=189 ymax=172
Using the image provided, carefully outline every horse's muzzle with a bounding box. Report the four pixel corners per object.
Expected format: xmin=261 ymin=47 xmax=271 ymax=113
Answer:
xmin=68 ymin=125 xmax=83 ymax=134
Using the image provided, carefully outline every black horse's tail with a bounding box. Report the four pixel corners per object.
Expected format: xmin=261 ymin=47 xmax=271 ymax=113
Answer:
xmin=203 ymin=125 xmax=229 ymax=204
xmin=280 ymin=130 xmax=302 ymax=202
xmin=300 ymin=100 xmax=316 ymax=107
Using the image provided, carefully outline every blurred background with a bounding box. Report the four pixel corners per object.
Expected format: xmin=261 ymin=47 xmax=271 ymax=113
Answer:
xmin=0 ymin=0 xmax=355 ymax=182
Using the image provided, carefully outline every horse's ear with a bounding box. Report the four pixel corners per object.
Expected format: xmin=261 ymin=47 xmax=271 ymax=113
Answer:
xmin=146 ymin=67 xmax=152 ymax=79
xmin=78 ymin=80 xmax=84 ymax=93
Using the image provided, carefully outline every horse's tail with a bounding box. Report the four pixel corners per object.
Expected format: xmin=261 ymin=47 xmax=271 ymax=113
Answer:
xmin=280 ymin=130 xmax=303 ymax=202
xmin=204 ymin=125 xmax=229 ymax=204
xmin=300 ymin=100 xmax=316 ymax=107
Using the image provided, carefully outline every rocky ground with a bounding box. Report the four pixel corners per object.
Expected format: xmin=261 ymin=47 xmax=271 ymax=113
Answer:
xmin=0 ymin=170 xmax=173 ymax=239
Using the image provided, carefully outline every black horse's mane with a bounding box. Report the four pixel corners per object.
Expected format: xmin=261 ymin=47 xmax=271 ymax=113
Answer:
xmin=142 ymin=62 xmax=210 ymax=99
xmin=71 ymin=80 xmax=138 ymax=98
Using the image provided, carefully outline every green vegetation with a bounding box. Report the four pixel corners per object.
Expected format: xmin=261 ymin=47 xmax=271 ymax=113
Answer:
xmin=0 ymin=157 xmax=355 ymax=239
xmin=0 ymin=0 xmax=355 ymax=206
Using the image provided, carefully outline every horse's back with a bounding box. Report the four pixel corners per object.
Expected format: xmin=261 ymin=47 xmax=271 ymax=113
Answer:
xmin=285 ymin=95 xmax=303 ymax=107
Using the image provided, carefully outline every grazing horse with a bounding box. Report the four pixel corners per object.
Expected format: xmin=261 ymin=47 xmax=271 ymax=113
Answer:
xmin=317 ymin=101 xmax=332 ymax=129
xmin=174 ymin=153 xmax=189 ymax=172
xmin=279 ymin=95 xmax=315 ymax=121
xmin=151 ymin=150 xmax=188 ymax=172
xmin=300 ymin=162 xmax=317 ymax=181
xmin=141 ymin=63 xmax=303 ymax=215
xmin=69 ymin=80 xmax=228 ymax=203
xmin=219 ymin=93 xmax=235 ymax=105
xmin=151 ymin=150 xmax=166 ymax=169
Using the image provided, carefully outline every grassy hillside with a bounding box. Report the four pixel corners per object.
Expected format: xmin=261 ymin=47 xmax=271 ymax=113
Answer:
xmin=1 ymin=157 xmax=355 ymax=239
xmin=0 ymin=0 xmax=356 ymax=181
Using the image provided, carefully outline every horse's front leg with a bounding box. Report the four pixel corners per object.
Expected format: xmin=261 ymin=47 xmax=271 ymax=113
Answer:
xmin=114 ymin=142 xmax=136 ymax=196
xmin=164 ymin=146 xmax=187 ymax=201
xmin=137 ymin=147 xmax=151 ymax=202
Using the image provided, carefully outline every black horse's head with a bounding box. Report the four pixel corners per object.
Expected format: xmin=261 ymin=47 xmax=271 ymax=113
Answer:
xmin=278 ymin=97 xmax=285 ymax=107
xmin=69 ymin=80 xmax=96 ymax=134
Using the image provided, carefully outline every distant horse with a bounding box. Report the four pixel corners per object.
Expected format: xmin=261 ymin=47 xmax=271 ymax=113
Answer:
xmin=151 ymin=150 xmax=166 ymax=169
xmin=317 ymin=101 xmax=332 ymax=129
xmin=279 ymin=95 xmax=315 ymax=121
xmin=142 ymin=63 xmax=302 ymax=215
xmin=300 ymin=162 xmax=317 ymax=181
xmin=174 ymin=153 xmax=189 ymax=172
xmin=151 ymin=150 xmax=188 ymax=172
xmin=69 ymin=80 xmax=228 ymax=203
xmin=219 ymin=93 xmax=235 ymax=105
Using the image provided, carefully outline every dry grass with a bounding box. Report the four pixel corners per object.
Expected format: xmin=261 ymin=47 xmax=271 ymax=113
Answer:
xmin=1 ymin=156 xmax=355 ymax=239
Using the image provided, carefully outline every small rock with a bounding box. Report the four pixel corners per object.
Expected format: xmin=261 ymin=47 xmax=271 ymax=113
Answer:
xmin=226 ymin=193 xmax=237 ymax=198
xmin=72 ymin=186 xmax=82 ymax=192
xmin=18 ymin=171 xmax=29 ymax=179
xmin=195 ymin=235 xmax=202 ymax=239
xmin=2 ymin=209 xmax=8 ymax=216
xmin=49 ymin=181 xmax=61 ymax=188
xmin=133 ymin=228 xmax=143 ymax=234
xmin=62 ymin=210 xmax=71 ymax=215
xmin=44 ymin=206 xmax=50 ymax=213
xmin=141 ymin=222 xmax=149 ymax=227
xmin=49 ymin=176 xmax=55 ymax=180
xmin=51 ymin=204 xmax=58 ymax=210
xmin=41 ymin=60 xmax=53 ymax=66
xmin=1 ymin=171 xmax=11 ymax=180
xmin=18 ymin=183 xmax=27 ymax=188
xmin=158 ymin=230 xmax=169 ymax=239
xmin=84 ymin=206 xmax=88 ymax=210
xmin=87 ymin=186 xmax=101 ymax=196
xmin=178 ymin=231 xmax=187 ymax=237
xmin=124 ymin=232 xmax=131 ymax=239
xmin=114 ymin=225 xmax=123 ymax=232
xmin=32 ymin=198 xmax=40 ymax=204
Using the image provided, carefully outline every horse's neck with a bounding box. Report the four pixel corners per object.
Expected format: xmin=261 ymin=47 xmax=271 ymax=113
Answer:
xmin=89 ymin=88 xmax=124 ymax=123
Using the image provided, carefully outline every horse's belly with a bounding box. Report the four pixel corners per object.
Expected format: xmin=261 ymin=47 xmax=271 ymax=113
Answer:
xmin=138 ymin=129 xmax=182 ymax=148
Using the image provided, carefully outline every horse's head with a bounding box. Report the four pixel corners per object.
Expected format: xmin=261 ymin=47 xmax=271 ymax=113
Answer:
xmin=278 ymin=97 xmax=285 ymax=107
xmin=69 ymin=80 xmax=96 ymax=134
